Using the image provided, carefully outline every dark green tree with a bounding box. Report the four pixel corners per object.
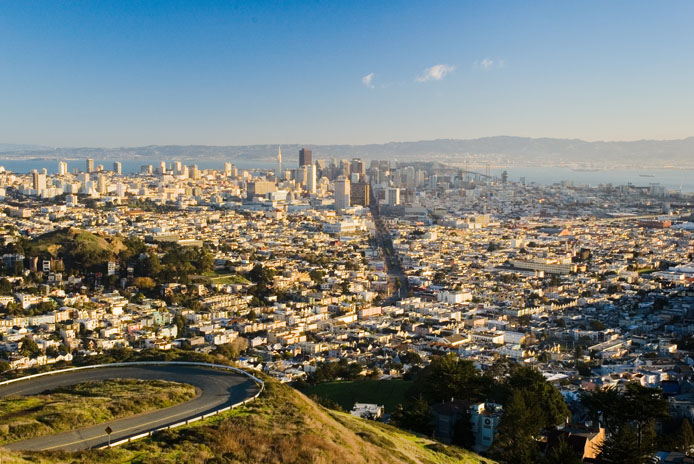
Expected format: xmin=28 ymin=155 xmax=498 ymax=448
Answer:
xmin=408 ymin=353 xmax=485 ymax=403
xmin=543 ymin=436 xmax=583 ymax=464
xmin=598 ymin=424 xmax=650 ymax=464
xmin=19 ymin=337 xmax=40 ymax=357
xmin=391 ymin=396 xmax=433 ymax=436
xmin=490 ymin=390 xmax=541 ymax=464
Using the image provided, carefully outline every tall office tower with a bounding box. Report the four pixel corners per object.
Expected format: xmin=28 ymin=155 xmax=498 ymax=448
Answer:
xmin=339 ymin=159 xmax=351 ymax=177
xmin=387 ymin=187 xmax=400 ymax=206
xmin=306 ymin=164 xmax=317 ymax=194
xmin=189 ymin=164 xmax=200 ymax=179
xmin=351 ymin=158 xmax=365 ymax=177
xmin=224 ymin=162 xmax=232 ymax=176
xmin=86 ymin=158 xmax=95 ymax=173
xmin=159 ymin=161 xmax=167 ymax=175
xmin=58 ymin=161 xmax=68 ymax=176
xmin=299 ymin=148 xmax=312 ymax=167
xmin=173 ymin=161 xmax=183 ymax=175
xmin=350 ymin=182 xmax=370 ymax=207
xmin=141 ymin=165 xmax=153 ymax=175
xmin=277 ymin=146 xmax=283 ymax=178
xmin=97 ymin=174 xmax=107 ymax=194
xmin=32 ymin=171 xmax=46 ymax=191
xmin=334 ymin=177 xmax=351 ymax=213
xmin=370 ymin=167 xmax=381 ymax=184
xmin=113 ymin=161 xmax=122 ymax=175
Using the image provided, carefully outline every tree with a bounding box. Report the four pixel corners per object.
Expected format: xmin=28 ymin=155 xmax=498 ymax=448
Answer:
xmin=309 ymin=269 xmax=325 ymax=284
xmin=0 ymin=360 xmax=10 ymax=373
xmin=674 ymin=419 xmax=694 ymax=455
xmin=583 ymin=384 xmax=667 ymax=461
xmin=621 ymin=383 xmax=668 ymax=450
xmin=543 ymin=436 xmax=583 ymax=464
xmin=19 ymin=337 xmax=40 ymax=357
xmin=589 ymin=320 xmax=606 ymax=331
xmin=451 ymin=410 xmax=475 ymax=449
xmin=391 ymin=396 xmax=433 ymax=436
xmin=598 ymin=424 xmax=650 ymax=464
xmin=490 ymin=390 xmax=541 ymax=464
xmin=408 ymin=353 xmax=485 ymax=403
xmin=0 ymin=278 xmax=12 ymax=294
xmin=133 ymin=277 xmax=157 ymax=291
xmin=505 ymin=365 xmax=569 ymax=430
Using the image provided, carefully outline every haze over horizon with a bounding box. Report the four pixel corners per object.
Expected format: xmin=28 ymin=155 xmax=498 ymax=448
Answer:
xmin=2 ymin=1 xmax=694 ymax=147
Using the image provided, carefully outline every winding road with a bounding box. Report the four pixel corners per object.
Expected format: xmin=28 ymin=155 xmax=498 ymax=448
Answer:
xmin=0 ymin=364 xmax=260 ymax=451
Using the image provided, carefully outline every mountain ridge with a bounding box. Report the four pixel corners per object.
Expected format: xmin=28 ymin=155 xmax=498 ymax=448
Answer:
xmin=1 ymin=136 xmax=693 ymax=166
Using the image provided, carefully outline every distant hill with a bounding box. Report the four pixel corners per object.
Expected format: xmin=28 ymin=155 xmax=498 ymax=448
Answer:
xmin=2 ymin=136 xmax=693 ymax=166
xmin=0 ymin=144 xmax=51 ymax=153
xmin=0 ymin=377 xmax=493 ymax=463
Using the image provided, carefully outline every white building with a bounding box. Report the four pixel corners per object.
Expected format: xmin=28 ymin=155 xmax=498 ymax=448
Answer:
xmin=334 ymin=177 xmax=350 ymax=213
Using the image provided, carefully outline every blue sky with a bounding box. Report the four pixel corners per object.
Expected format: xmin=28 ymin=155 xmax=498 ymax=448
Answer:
xmin=1 ymin=1 xmax=693 ymax=146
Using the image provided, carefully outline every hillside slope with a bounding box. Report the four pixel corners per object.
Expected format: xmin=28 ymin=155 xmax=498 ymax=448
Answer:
xmin=0 ymin=377 xmax=493 ymax=464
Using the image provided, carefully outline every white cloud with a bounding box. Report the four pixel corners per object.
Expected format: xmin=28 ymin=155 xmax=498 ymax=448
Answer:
xmin=475 ymin=58 xmax=505 ymax=70
xmin=415 ymin=64 xmax=455 ymax=82
xmin=362 ymin=72 xmax=375 ymax=88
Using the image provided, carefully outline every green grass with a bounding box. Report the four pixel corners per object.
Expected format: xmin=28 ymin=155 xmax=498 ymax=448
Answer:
xmin=0 ymin=378 xmax=197 ymax=445
xmin=300 ymin=379 xmax=413 ymax=413
xmin=197 ymin=271 xmax=250 ymax=285
xmin=1 ymin=377 xmax=493 ymax=464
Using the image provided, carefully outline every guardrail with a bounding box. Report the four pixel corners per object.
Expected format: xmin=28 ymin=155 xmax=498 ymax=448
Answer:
xmin=0 ymin=361 xmax=264 ymax=450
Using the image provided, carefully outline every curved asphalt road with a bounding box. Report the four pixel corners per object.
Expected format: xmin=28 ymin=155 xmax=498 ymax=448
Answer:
xmin=0 ymin=365 xmax=259 ymax=451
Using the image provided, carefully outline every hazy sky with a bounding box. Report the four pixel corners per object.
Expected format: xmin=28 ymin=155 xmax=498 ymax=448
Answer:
xmin=1 ymin=1 xmax=693 ymax=147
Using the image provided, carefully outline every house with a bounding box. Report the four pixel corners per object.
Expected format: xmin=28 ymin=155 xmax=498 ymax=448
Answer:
xmin=469 ymin=402 xmax=503 ymax=453
xmin=350 ymin=403 xmax=384 ymax=420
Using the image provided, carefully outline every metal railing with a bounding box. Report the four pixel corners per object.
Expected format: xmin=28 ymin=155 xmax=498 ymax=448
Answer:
xmin=0 ymin=361 xmax=264 ymax=449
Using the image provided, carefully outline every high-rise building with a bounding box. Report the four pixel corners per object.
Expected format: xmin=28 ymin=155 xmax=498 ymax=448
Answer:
xmin=224 ymin=162 xmax=232 ymax=176
xmin=351 ymin=158 xmax=365 ymax=177
xmin=387 ymin=187 xmax=400 ymax=206
xmin=277 ymin=146 xmax=283 ymax=178
xmin=334 ymin=177 xmax=350 ymax=213
xmin=174 ymin=161 xmax=183 ymax=175
xmin=306 ymin=164 xmax=317 ymax=194
xmin=97 ymin=174 xmax=107 ymax=194
xmin=113 ymin=161 xmax=122 ymax=175
xmin=86 ymin=158 xmax=94 ymax=173
xmin=189 ymin=164 xmax=200 ymax=179
xmin=32 ymin=171 xmax=46 ymax=191
xmin=159 ymin=161 xmax=167 ymax=175
xmin=58 ymin=161 xmax=68 ymax=176
xmin=299 ymin=148 xmax=312 ymax=167
xmin=350 ymin=182 xmax=370 ymax=207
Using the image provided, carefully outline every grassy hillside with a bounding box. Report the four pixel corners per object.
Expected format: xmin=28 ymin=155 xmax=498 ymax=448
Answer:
xmin=302 ymin=379 xmax=412 ymax=413
xmin=0 ymin=379 xmax=197 ymax=445
xmin=0 ymin=377 xmax=494 ymax=464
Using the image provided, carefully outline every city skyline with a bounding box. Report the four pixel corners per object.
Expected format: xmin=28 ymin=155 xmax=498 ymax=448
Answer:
xmin=2 ymin=1 xmax=694 ymax=147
